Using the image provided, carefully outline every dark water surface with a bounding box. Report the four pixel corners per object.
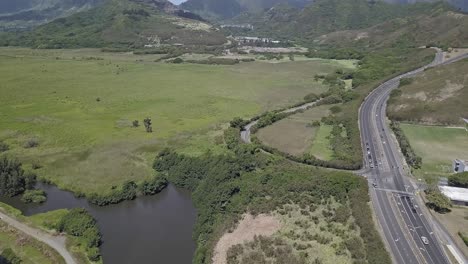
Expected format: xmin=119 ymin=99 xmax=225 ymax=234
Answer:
xmin=1 ymin=183 xmax=197 ymax=264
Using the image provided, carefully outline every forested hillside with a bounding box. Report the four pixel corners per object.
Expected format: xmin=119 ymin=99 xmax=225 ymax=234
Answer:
xmin=229 ymin=0 xmax=453 ymax=41
xmin=0 ymin=0 xmax=226 ymax=48
xmin=180 ymin=0 xmax=312 ymax=19
xmin=0 ymin=0 xmax=103 ymax=30
xmin=316 ymin=9 xmax=468 ymax=49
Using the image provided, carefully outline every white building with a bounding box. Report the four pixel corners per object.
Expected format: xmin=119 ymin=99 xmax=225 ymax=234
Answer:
xmin=439 ymin=186 xmax=468 ymax=206
xmin=453 ymin=159 xmax=468 ymax=173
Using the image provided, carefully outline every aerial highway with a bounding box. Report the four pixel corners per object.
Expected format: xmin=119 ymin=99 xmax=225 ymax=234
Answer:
xmin=359 ymin=50 xmax=468 ymax=264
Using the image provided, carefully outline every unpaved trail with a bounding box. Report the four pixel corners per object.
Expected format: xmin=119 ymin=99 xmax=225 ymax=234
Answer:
xmin=0 ymin=210 xmax=77 ymax=264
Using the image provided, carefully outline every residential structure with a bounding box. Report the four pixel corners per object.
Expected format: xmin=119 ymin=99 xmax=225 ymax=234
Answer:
xmin=453 ymin=159 xmax=468 ymax=173
xmin=439 ymin=186 xmax=468 ymax=206
xmin=234 ymin=36 xmax=281 ymax=45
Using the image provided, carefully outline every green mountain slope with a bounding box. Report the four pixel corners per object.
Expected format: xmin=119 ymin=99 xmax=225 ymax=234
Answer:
xmin=229 ymin=0 xmax=453 ymax=41
xmin=0 ymin=0 xmax=103 ymax=30
xmin=180 ymin=0 xmax=467 ymax=21
xmin=387 ymin=57 xmax=468 ymax=125
xmin=0 ymin=0 xmax=226 ymax=48
xmin=317 ymin=9 xmax=468 ymax=49
xmin=180 ymin=0 xmax=312 ymax=20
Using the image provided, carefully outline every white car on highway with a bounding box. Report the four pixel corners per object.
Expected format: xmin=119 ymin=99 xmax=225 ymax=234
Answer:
xmin=421 ymin=236 xmax=429 ymax=245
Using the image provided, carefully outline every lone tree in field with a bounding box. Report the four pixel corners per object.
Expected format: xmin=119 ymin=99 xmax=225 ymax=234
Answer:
xmin=143 ymin=118 xmax=152 ymax=133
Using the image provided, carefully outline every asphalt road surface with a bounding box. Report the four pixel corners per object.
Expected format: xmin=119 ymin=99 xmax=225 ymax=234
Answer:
xmin=359 ymin=50 xmax=468 ymax=264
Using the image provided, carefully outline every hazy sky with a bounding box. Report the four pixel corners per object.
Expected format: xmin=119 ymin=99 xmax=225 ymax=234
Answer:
xmin=169 ymin=0 xmax=187 ymax=4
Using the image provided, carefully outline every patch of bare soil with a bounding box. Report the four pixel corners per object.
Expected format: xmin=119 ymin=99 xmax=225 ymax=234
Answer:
xmin=436 ymin=80 xmax=464 ymax=101
xmin=442 ymin=48 xmax=468 ymax=62
xmin=405 ymin=91 xmax=428 ymax=101
xmin=212 ymin=213 xmax=281 ymax=264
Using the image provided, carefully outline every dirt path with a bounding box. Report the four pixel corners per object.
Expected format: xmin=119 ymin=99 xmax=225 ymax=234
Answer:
xmin=212 ymin=213 xmax=281 ymax=264
xmin=0 ymin=211 xmax=77 ymax=264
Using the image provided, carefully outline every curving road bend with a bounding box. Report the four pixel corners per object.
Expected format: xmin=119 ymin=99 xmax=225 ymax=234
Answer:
xmin=359 ymin=50 xmax=468 ymax=264
xmin=0 ymin=210 xmax=76 ymax=264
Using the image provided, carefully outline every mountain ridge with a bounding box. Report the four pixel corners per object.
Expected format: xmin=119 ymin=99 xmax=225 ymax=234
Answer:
xmin=179 ymin=0 xmax=467 ymax=21
xmin=0 ymin=0 xmax=226 ymax=48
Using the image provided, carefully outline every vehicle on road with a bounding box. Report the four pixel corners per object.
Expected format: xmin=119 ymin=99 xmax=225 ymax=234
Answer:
xmin=421 ymin=236 xmax=429 ymax=245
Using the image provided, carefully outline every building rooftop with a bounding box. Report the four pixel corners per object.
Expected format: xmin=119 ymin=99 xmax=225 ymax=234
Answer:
xmin=439 ymin=186 xmax=468 ymax=203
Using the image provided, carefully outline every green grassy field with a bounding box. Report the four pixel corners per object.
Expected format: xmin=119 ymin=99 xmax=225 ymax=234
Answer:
xmin=0 ymin=48 xmax=353 ymax=194
xmin=401 ymin=124 xmax=468 ymax=183
xmin=256 ymin=105 xmax=336 ymax=158
xmin=309 ymin=125 xmax=334 ymax=161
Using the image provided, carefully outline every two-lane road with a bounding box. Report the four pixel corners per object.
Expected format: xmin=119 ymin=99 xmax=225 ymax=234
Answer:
xmin=360 ymin=50 xmax=468 ymax=264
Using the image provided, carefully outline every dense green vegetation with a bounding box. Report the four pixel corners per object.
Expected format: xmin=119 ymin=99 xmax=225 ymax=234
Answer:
xmin=0 ymin=157 xmax=36 ymax=197
xmin=0 ymin=0 xmax=226 ymax=49
xmin=449 ymin=172 xmax=468 ymax=188
xmin=0 ymin=248 xmax=21 ymax=264
xmin=154 ymin=128 xmax=390 ymax=263
xmin=424 ymin=188 xmax=452 ymax=214
xmin=21 ymin=189 xmax=47 ymax=203
xmin=459 ymin=232 xmax=468 ymax=247
xmin=231 ymin=0 xmax=453 ymax=41
xmin=57 ymin=208 xmax=102 ymax=262
xmin=389 ymin=121 xmax=422 ymax=169
xmin=88 ymin=177 xmax=167 ymax=206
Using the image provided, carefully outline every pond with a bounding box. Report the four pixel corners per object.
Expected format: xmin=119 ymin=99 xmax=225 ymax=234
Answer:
xmin=0 ymin=183 xmax=197 ymax=264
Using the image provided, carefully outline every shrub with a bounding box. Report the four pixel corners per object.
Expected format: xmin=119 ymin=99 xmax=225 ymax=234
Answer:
xmin=458 ymin=232 xmax=468 ymax=247
xmin=399 ymin=78 xmax=413 ymax=86
xmin=57 ymin=208 xmax=102 ymax=262
xmin=303 ymin=93 xmax=319 ymax=102
xmin=330 ymin=106 xmax=342 ymax=114
xmin=448 ymin=172 xmax=468 ymax=188
xmin=21 ymin=189 xmax=47 ymax=203
xmin=31 ymin=161 xmax=42 ymax=170
xmin=0 ymin=157 xmax=37 ymax=197
xmin=425 ymin=188 xmax=452 ymax=213
xmin=171 ymin=58 xmax=184 ymax=64
xmin=24 ymin=138 xmax=39 ymax=148
xmin=229 ymin=117 xmax=249 ymax=129
xmin=87 ymin=247 xmax=101 ymax=262
xmin=1 ymin=248 xmax=21 ymax=264
xmin=0 ymin=142 xmax=9 ymax=152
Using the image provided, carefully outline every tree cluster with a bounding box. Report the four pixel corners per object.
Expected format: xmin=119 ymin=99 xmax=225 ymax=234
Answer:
xmin=57 ymin=208 xmax=102 ymax=261
xmin=21 ymin=189 xmax=47 ymax=204
xmin=88 ymin=177 xmax=168 ymax=206
xmin=143 ymin=118 xmax=152 ymax=133
xmin=0 ymin=157 xmax=36 ymax=197
xmin=389 ymin=121 xmax=422 ymax=169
